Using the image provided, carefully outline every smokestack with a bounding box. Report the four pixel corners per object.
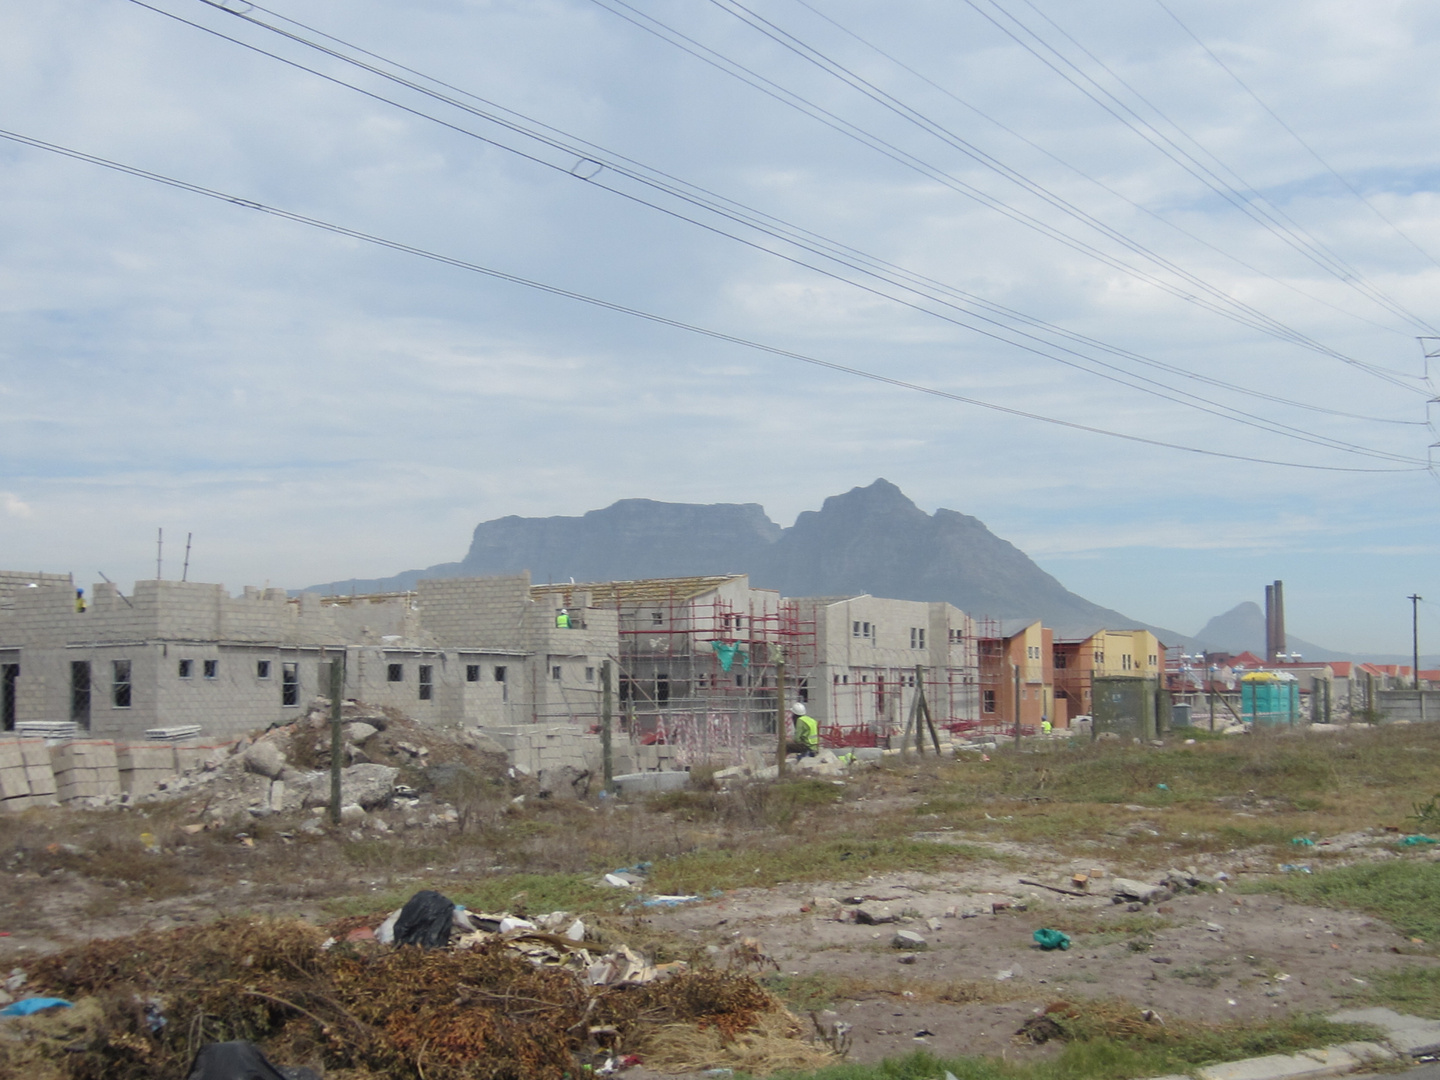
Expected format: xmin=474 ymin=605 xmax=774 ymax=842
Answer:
xmin=1273 ymin=580 xmax=1286 ymax=660
xmin=1265 ymin=584 xmax=1275 ymax=661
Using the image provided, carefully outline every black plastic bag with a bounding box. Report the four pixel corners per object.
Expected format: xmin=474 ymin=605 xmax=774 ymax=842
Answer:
xmin=186 ymin=1041 xmax=319 ymax=1080
xmin=391 ymin=888 xmax=456 ymax=949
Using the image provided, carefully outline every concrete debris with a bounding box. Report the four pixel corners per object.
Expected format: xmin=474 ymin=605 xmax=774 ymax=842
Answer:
xmin=343 ymin=722 xmax=378 ymax=744
xmin=891 ymin=930 xmax=928 ymax=950
xmin=1110 ymin=877 xmax=1169 ymax=904
xmin=241 ymin=741 xmax=286 ymax=779
xmin=853 ymin=903 xmax=896 ymax=925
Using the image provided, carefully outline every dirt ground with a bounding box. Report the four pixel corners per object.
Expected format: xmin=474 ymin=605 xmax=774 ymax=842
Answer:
xmin=5 ymin=722 xmax=1440 ymax=1072
xmin=4 ymin=832 xmax=1433 ymax=1068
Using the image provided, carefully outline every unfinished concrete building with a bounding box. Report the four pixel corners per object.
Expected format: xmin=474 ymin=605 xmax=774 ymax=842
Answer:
xmin=794 ymin=595 xmax=979 ymax=744
xmin=530 ymin=575 xmax=812 ymax=759
xmin=0 ymin=571 xmax=619 ymax=741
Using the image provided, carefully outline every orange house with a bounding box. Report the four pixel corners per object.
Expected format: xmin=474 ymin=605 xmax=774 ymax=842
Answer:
xmin=978 ymin=620 xmax=1055 ymax=730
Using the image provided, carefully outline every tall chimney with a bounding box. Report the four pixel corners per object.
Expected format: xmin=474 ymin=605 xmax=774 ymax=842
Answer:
xmin=1265 ymin=584 xmax=1275 ymax=661
xmin=1273 ymin=580 xmax=1286 ymax=661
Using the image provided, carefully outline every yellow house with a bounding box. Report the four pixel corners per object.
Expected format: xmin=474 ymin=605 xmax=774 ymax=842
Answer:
xmin=1088 ymin=629 xmax=1162 ymax=679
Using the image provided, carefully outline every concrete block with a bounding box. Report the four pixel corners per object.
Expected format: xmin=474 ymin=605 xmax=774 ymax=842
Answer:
xmin=25 ymin=763 xmax=56 ymax=796
xmin=0 ymin=766 xmax=31 ymax=799
xmin=18 ymin=739 xmax=50 ymax=768
xmin=2 ymin=794 xmax=33 ymax=813
xmin=612 ymin=771 xmax=689 ymax=795
xmin=116 ymin=744 xmax=177 ymax=772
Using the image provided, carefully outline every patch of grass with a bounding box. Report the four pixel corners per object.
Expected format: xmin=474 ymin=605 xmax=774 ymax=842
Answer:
xmin=647 ymin=834 xmax=999 ymax=894
xmin=771 ymin=1011 xmax=1377 ymax=1080
xmin=1238 ymin=859 xmax=1440 ymax=941
xmin=1348 ymin=965 xmax=1440 ymax=1019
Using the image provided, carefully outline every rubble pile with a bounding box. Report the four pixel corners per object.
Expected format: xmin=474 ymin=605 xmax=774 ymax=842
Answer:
xmin=7 ymin=906 xmax=822 ymax=1080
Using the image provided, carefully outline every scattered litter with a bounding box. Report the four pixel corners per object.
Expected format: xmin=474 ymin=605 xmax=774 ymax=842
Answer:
xmin=1291 ymin=837 xmax=1315 ymax=846
xmin=641 ymin=895 xmax=702 ymax=907
xmin=1400 ymin=835 xmax=1438 ymax=846
xmin=995 ymin=969 xmax=1014 ymax=981
xmin=391 ymin=889 xmax=456 ymax=949
xmin=185 ymin=1040 xmax=315 ymax=1080
xmin=0 ymin=997 xmax=72 ymax=1017
xmin=604 ymin=874 xmax=635 ymax=888
xmin=1033 ymin=928 xmax=1071 ymax=951
xmin=1278 ymin=864 xmax=1313 ymax=873
xmin=8 ymin=917 xmax=822 ymax=1079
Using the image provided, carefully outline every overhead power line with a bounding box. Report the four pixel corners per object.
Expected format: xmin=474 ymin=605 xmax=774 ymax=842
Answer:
xmin=973 ymin=0 xmax=1439 ymax=338
xmin=0 ymin=125 xmax=1427 ymax=474
xmin=124 ymin=0 xmax=1427 ymax=451
xmin=580 ymin=0 xmax=1428 ymax=393
xmin=1152 ymin=0 xmax=1440 ymax=275
xmin=783 ymin=0 xmax=1413 ymax=341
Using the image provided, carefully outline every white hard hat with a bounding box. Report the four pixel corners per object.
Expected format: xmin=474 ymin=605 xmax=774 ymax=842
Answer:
xmin=790 ymin=701 xmax=807 ymax=715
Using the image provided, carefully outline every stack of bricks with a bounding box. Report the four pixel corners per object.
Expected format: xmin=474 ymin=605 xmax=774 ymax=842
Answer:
xmin=116 ymin=743 xmax=178 ymax=798
xmin=173 ymin=740 xmax=235 ymax=774
xmin=0 ymin=737 xmax=33 ymax=811
xmin=0 ymin=737 xmax=58 ymax=811
xmin=481 ymin=724 xmax=680 ymax=776
xmin=49 ymin=740 xmax=122 ymax=804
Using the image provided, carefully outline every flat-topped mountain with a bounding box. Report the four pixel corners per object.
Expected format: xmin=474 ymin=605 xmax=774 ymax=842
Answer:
xmin=306 ymin=479 xmax=1177 ymax=640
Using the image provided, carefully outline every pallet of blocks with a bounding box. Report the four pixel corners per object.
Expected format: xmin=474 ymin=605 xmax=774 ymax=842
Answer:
xmin=49 ymin=739 xmax=122 ymax=804
xmin=116 ymin=743 xmax=179 ymax=798
xmin=0 ymin=737 xmax=58 ymax=811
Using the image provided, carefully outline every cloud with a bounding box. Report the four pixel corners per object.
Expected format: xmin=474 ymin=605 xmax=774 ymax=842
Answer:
xmin=0 ymin=492 xmax=32 ymax=519
xmin=0 ymin=0 xmax=1436 ymax=650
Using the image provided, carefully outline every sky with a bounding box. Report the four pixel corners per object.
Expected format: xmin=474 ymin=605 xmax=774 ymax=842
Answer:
xmin=2 ymin=0 xmax=1438 ymax=655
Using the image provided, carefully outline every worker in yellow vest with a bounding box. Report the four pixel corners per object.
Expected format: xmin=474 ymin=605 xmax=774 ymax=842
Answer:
xmin=787 ymin=701 xmax=819 ymax=757
xmin=555 ymin=608 xmax=570 ymax=628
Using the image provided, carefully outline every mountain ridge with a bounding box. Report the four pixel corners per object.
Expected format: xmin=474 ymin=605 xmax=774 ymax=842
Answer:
xmin=305 ymin=479 xmax=1190 ymax=643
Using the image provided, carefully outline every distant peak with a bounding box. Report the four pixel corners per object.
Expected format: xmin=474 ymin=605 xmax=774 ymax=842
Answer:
xmin=818 ymin=478 xmax=923 ymax=516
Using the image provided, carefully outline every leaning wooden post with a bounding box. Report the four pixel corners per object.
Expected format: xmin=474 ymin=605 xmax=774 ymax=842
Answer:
xmin=917 ymin=665 xmax=941 ymax=753
xmin=602 ymin=660 xmax=614 ymax=792
xmin=328 ymin=653 xmax=345 ymax=826
xmin=775 ymin=657 xmax=787 ymax=776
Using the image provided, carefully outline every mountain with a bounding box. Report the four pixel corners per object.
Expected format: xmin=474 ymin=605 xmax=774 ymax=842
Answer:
xmin=1192 ymin=601 xmax=1341 ymax=660
xmin=1192 ymin=602 xmax=1436 ymax=666
xmin=305 ymin=479 xmax=1184 ymax=640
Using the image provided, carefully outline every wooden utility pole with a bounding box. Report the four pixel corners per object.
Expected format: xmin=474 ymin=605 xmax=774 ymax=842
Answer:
xmin=328 ymin=654 xmax=345 ymax=825
xmin=775 ymin=658 xmax=787 ymax=775
xmin=601 ymin=660 xmax=614 ymax=792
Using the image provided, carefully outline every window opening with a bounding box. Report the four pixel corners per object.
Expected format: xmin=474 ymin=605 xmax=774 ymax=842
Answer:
xmin=71 ymin=661 xmax=91 ymax=728
xmin=282 ymin=662 xmax=299 ymax=706
xmin=257 ymin=660 xmax=271 ymax=679
xmin=466 ymin=664 xmax=480 ymax=682
xmin=419 ymin=664 xmax=433 ymax=701
xmin=1 ymin=664 xmax=18 ymax=731
xmin=203 ymin=659 xmax=218 ymax=679
xmin=112 ymin=660 xmax=132 ymax=709
xmin=178 ymin=659 xmax=193 ymax=679
xmin=983 ymin=689 xmax=996 ymax=713
xmin=387 ymin=663 xmax=404 ymax=682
